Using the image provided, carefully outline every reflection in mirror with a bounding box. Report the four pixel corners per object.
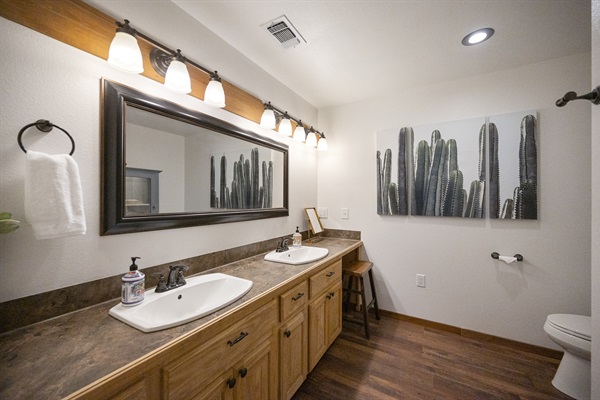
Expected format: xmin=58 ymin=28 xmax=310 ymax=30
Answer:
xmin=125 ymin=106 xmax=284 ymax=214
xmin=102 ymin=79 xmax=289 ymax=235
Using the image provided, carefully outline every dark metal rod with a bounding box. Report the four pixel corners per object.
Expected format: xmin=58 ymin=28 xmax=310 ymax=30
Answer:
xmin=491 ymin=252 xmax=524 ymax=262
xmin=266 ymin=102 xmax=323 ymax=137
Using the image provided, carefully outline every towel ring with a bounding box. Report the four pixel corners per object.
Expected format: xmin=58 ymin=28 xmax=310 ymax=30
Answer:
xmin=17 ymin=119 xmax=76 ymax=155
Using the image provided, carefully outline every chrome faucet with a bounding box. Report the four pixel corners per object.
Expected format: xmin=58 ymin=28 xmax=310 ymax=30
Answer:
xmin=276 ymin=237 xmax=293 ymax=252
xmin=154 ymin=265 xmax=189 ymax=293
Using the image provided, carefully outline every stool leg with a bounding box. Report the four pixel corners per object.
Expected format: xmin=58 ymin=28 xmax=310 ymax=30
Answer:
xmin=368 ymin=269 xmax=380 ymax=320
xmin=359 ymin=276 xmax=370 ymax=339
xmin=343 ymin=275 xmax=352 ymax=312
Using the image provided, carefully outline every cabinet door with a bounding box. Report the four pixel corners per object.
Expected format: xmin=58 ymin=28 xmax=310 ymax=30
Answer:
xmin=325 ymin=282 xmax=342 ymax=345
xmin=235 ymin=338 xmax=278 ymax=400
xmin=308 ymin=281 xmax=342 ymax=371
xmin=280 ymin=310 xmax=307 ymax=400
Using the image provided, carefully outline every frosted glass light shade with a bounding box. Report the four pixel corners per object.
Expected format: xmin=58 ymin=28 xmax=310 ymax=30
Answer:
xmin=278 ymin=117 xmax=293 ymax=136
xmin=293 ymin=125 xmax=305 ymax=142
xmin=317 ymin=136 xmax=328 ymax=151
xmin=204 ymin=80 xmax=225 ymax=108
xmin=260 ymin=108 xmax=277 ymax=130
xmin=108 ymin=32 xmax=144 ymax=74
xmin=164 ymin=59 xmax=192 ymax=94
xmin=305 ymin=131 xmax=318 ymax=147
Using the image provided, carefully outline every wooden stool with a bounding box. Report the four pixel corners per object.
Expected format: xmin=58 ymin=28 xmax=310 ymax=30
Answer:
xmin=342 ymin=260 xmax=380 ymax=339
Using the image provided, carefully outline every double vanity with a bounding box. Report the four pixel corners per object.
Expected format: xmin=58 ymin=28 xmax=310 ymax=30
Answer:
xmin=0 ymin=238 xmax=362 ymax=400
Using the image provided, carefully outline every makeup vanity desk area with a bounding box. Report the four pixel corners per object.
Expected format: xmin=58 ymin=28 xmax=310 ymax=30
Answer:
xmin=0 ymin=238 xmax=362 ymax=400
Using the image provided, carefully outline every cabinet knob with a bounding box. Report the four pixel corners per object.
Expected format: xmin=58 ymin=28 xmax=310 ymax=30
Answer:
xmin=327 ymin=291 xmax=335 ymax=300
xmin=284 ymin=329 xmax=291 ymax=338
xmin=227 ymin=377 xmax=236 ymax=389
xmin=239 ymin=367 xmax=248 ymax=378
xmin=326 ymin=271 xmax=335 ymax=277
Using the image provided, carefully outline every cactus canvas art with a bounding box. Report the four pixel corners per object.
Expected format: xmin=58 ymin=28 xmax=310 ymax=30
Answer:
xmin=376 ymin=128 xmax=412 ymax=215
xmin=376 ymin=111 xmax=538 ymax=220
xmin=210 ymin=147 xmax=274 ymax=210
xmin=488 ymin=111 xmax=538 ymax=219
xmin=409 ymin=117 xmax=486 ymax=217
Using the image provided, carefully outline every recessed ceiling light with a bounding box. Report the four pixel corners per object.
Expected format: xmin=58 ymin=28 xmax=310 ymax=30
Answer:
xmin=462 ymin=28 xmax=495 ymax=46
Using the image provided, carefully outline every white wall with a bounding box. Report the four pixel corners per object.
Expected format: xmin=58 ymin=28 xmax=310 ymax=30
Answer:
xmin=591 ymin=0 xmax=599 ymax=396
xmin=0 ymin=17 xmax=318 ymax=302
xmin=318 ymin=52 xmax=592 ymax=348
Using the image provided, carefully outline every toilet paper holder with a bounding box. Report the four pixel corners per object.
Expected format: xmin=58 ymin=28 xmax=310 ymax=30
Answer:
xmin=491 ymin=252 xmax=523 ymax=262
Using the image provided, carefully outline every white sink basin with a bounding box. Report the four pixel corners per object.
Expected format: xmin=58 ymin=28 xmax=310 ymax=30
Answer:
xmin=264 ymin=246 xmax=329 ymax=265
xmin=109 ymin=273 xmax=253 ymax=332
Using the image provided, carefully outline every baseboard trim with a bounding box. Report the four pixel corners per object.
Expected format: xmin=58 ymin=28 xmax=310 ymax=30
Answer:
xmin=378 ymin=309 xmax=563 ymax=360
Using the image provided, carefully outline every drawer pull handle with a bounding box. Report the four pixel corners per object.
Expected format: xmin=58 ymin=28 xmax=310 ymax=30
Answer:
xmin=227 ymin=377 xmax=236 ymax=389
xmin=284 ymin=329 xmax=291 ymax=338
xmin=326 ymin=271 xmax=335 ymax=277
xmin=227 ymin=331 xmax=248 ymax=346
xmin=327 ymin=292 xmax=335 ymax=300
xmin=239 ymin=367 xmax=248 ymax=378
xmin=292 ymin=292 xmax=304 ymax=301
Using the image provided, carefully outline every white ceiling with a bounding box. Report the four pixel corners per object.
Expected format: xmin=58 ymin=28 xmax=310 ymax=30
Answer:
xmin=171 ymin=0 xmax=591 ymax=108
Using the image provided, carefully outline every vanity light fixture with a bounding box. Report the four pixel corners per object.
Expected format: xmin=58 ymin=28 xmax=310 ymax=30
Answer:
xmin=317 ymin=133 xmax=328 ymax=151
xmin=260 ymin=102 xmax=278 ymax=129
xmin=278 ymin=112 xmax=293 ymax=136
xmin=204 ymin=71 xmax=226 ymax=108
xmin=305 ymin=128 xmax=318 ymax=148
xmin=163 ymin=50 xmax=192 ymax=94
xmin=293 ymin=120 xmax=306 ymax=142
xmin=461 ymin=28 xmax=494 ymax=46
xmin=107 ymin=20 xmax=144 ymax=73
xmin=107 ymin=19 xmax=325 ymax=146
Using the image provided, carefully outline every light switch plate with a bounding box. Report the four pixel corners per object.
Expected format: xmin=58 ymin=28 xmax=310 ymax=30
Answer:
xmin=317 ymin=207 xmax=328 ymax=218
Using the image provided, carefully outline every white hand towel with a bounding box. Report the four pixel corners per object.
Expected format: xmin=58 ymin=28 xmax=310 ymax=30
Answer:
xmin=499 ymin=255 xmax=517 ymax=264
xmin=25 ymin=150 xmax=86 ymax=239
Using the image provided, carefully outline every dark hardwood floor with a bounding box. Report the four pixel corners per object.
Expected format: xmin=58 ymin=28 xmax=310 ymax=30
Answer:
xmin=292 ymin=313 xmax=571 ymax=399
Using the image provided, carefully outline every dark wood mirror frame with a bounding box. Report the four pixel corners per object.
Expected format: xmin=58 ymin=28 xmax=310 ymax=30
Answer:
xmin=101 ymin=79 xmax=289 ymax=235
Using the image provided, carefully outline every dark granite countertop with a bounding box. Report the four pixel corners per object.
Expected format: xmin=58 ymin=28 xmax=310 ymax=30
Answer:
xmin=0 ymin=238 xmax=360 ymax=400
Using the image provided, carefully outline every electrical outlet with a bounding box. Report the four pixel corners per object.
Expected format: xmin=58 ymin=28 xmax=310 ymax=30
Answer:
xmin=317 ymin=207 xmax=328 ymax=218
xmin=416 ymin=274 xmax=426 ymax=288
xmin=341 ymin=208 xmax=349 ymax=219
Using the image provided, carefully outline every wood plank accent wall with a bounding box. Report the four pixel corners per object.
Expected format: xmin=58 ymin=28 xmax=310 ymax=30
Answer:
xmin=0 ymin=0 xmax=301 ymax=129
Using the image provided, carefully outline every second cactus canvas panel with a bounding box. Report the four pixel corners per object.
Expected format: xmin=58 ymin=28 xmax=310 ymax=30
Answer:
xmin=376 ymin=110 xmax=537 ymax=219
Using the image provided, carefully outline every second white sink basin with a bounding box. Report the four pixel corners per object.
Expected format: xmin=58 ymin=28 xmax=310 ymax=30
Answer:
xmin=264 ymin=246 xmax=329 ymax=265
xmin=109 ymin=273 xmax=253 ymax=332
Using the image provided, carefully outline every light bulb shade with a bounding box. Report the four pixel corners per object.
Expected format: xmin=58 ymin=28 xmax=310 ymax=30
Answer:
xmin=204 ymin=79 xmax=225 ymax=108
xmin=164 ymin=59 xmax=191 ymax=94
xmin=260 ymin=108 xmax=277 ymax=130
xmin=317 ymin=136 xmax=328 ymax=151
xmin=293 ymin=125 xmax=305 ymax=142
xmin=278 ymin=117 xmax=293 ymax=136
xmin=108 ymin=31 xmax=144 ymax=74
xmin=305 ymin=131 xmax=318 ymax=147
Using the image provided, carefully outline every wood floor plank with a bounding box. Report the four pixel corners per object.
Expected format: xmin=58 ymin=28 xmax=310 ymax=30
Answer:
xmin=292 ymin=313 xmax=571 ymax=399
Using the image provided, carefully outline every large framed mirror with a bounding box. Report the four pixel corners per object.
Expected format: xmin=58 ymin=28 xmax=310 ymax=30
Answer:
xmin=101 ymin=79 xmax=288 ymax=235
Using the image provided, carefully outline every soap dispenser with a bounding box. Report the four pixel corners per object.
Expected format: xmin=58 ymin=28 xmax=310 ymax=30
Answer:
xmin=121 ymin=256 xmax=145 ymax=306
xmin=293 ymin=226 xmax=302 ymax=247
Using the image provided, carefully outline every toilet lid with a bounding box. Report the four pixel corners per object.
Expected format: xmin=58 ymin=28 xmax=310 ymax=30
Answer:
xmin=546 ymin=314 xmax=591 ymax=341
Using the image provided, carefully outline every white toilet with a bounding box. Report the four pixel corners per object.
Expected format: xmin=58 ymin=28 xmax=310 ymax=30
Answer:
xmin=543 ymin=314 xmax=591 ymax=400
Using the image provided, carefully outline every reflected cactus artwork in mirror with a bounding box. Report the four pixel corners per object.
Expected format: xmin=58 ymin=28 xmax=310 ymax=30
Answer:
xmin=376 ymin=111 xmax=537 ymax=220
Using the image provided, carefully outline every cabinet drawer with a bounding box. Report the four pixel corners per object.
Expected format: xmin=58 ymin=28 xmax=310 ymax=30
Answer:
xmin=280 ymin=280 xmax=308 ymax=322
xmin=309 ymin=260 xmax=341 ymax=299
xmin=162 ymin=299 xmax=277 ymax=400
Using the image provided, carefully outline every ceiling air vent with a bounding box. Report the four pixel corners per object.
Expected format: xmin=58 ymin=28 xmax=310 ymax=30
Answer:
xmin=262 ymin=15 xmax=306 ymax=49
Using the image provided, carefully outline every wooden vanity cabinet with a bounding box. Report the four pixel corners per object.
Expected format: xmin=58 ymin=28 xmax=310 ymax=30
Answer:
xmin=67 ymin=246 xmax=359 ymax=400
xmin=162 ymin=300 xmax=278 ymax=400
